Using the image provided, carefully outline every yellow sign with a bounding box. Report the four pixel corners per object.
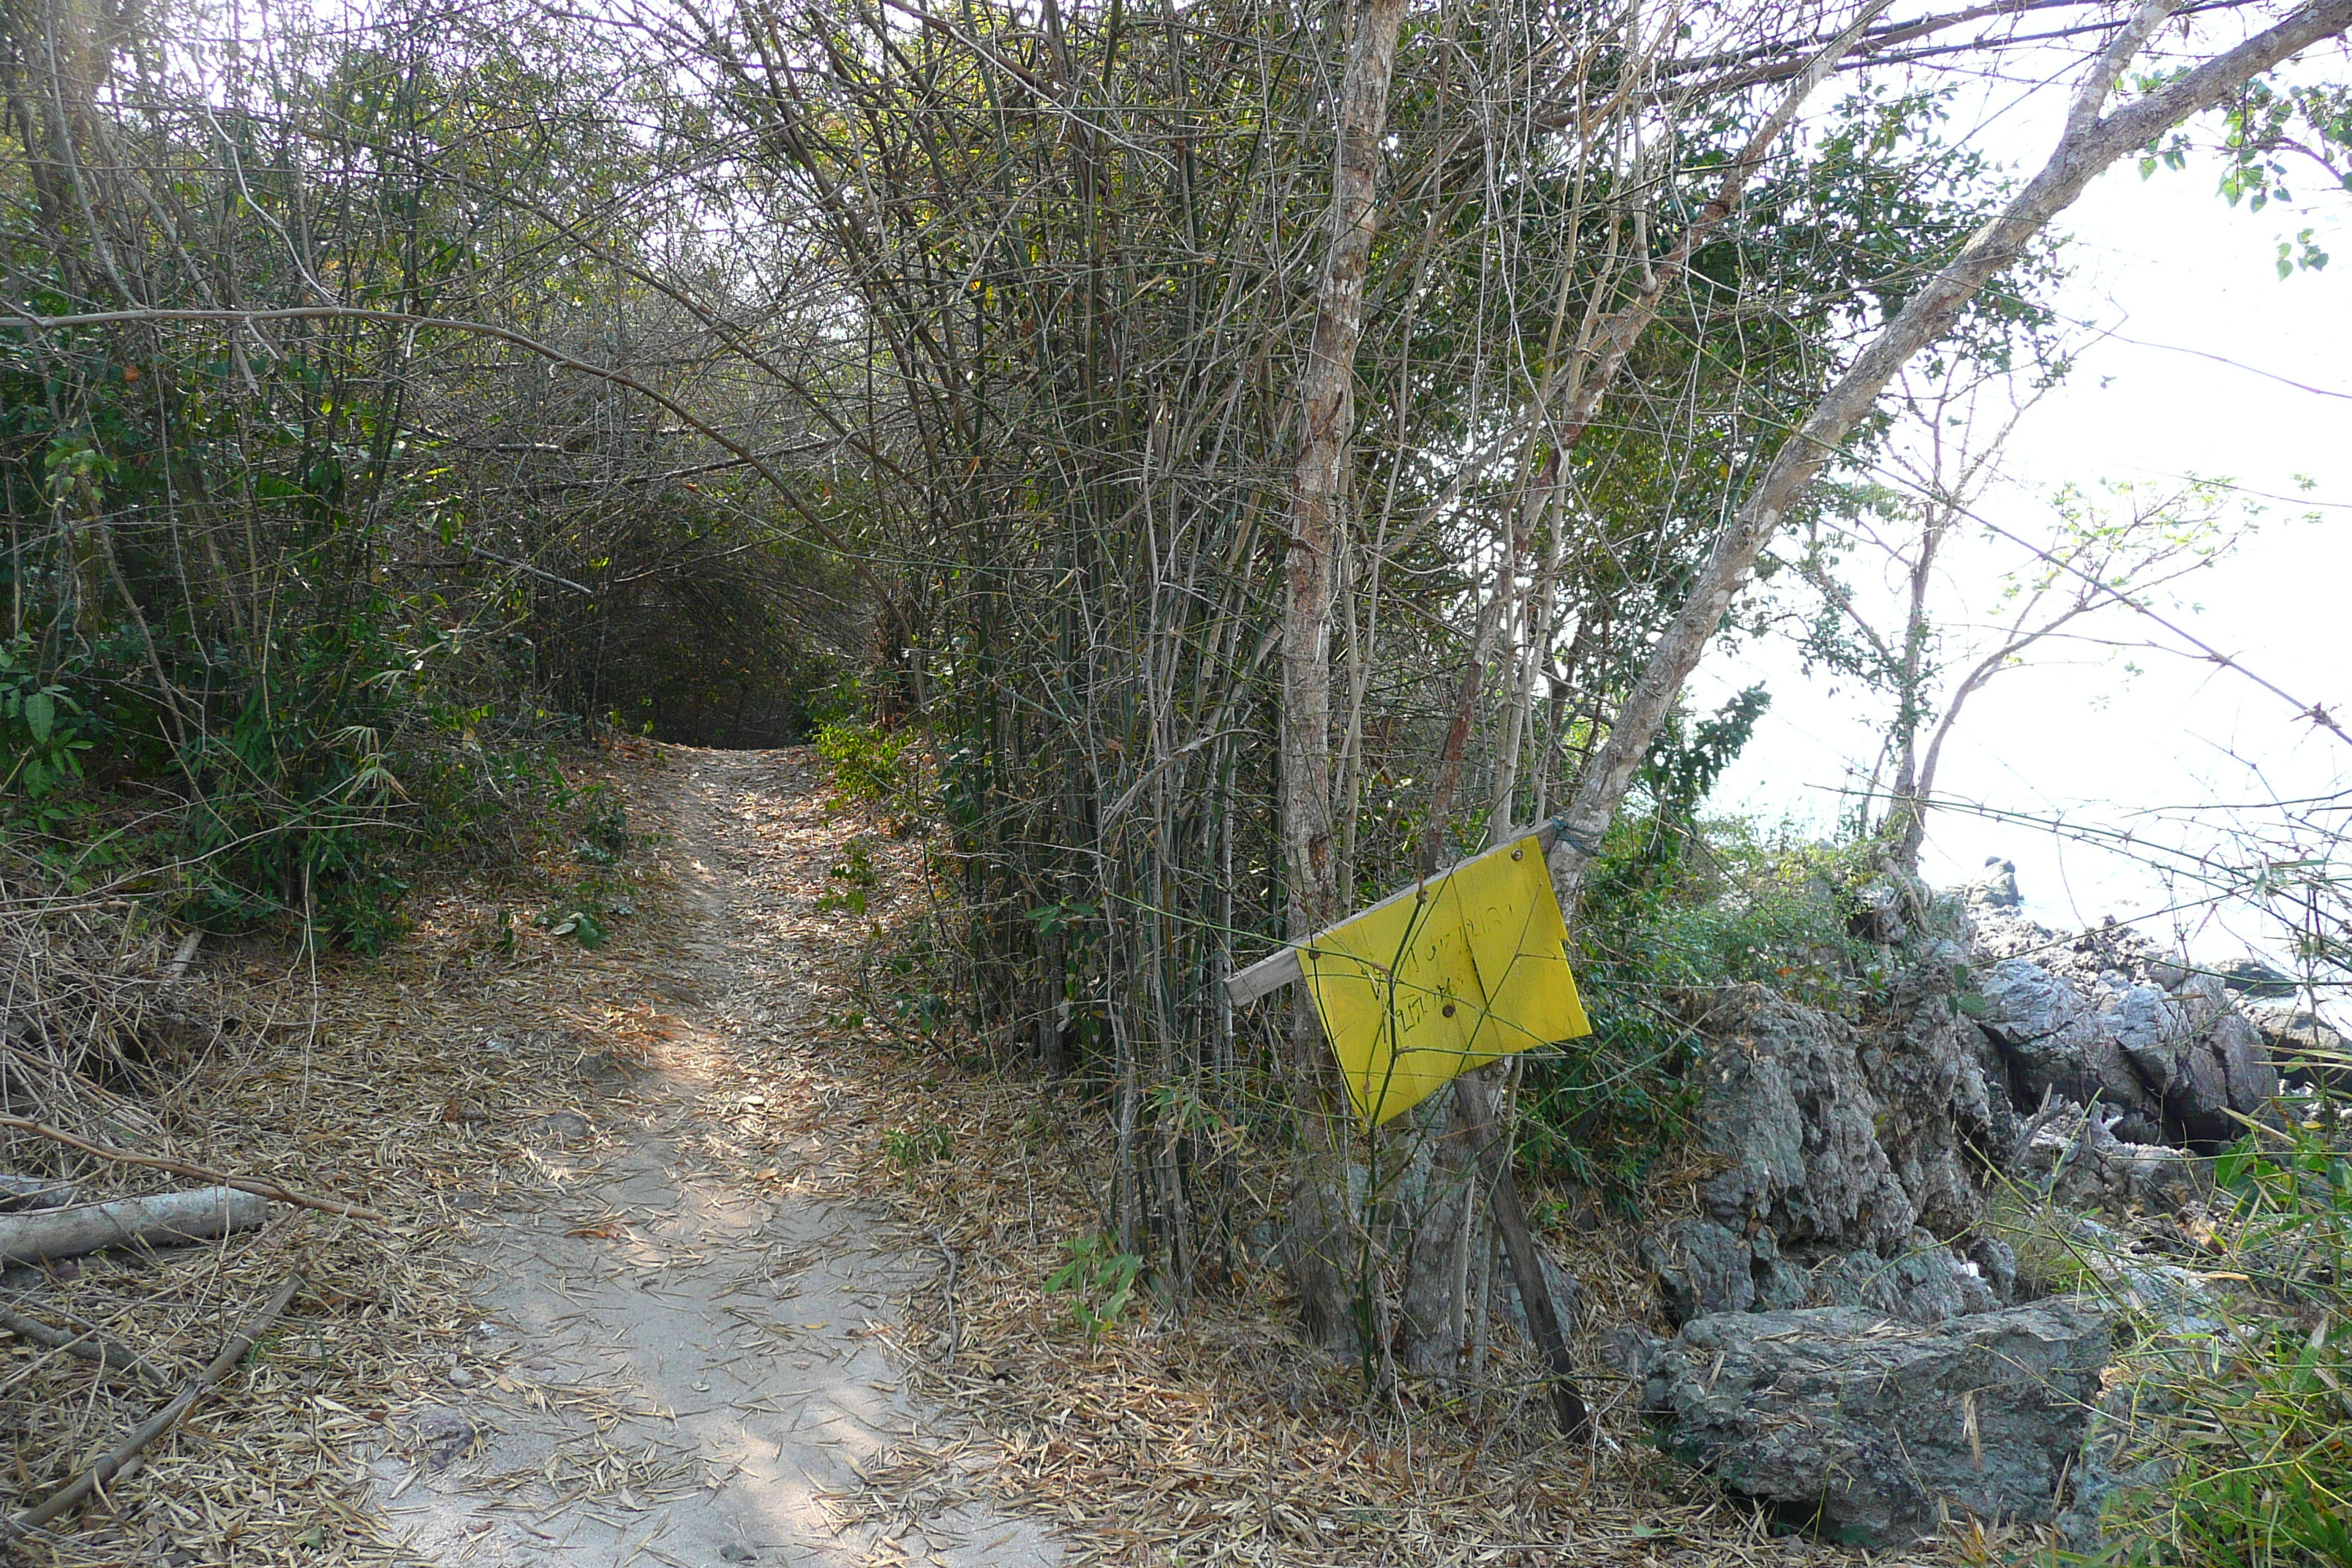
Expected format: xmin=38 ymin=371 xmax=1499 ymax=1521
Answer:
xmin=1298 ymin=835 xmax=1591 ymax=1128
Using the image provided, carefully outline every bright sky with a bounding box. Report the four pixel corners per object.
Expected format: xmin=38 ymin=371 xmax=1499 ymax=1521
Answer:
xmin=1694 ymin=65 xmax=2352 ymax=965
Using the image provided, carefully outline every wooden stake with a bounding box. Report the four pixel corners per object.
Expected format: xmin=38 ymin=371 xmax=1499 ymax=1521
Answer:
xmin=1455 ymin=1072 xmax=1588 ymax=1438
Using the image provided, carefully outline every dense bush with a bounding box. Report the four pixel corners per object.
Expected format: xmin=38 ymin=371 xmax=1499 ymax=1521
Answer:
xmin=0 ymin=0 xmax=855 ymax=939
xmin=1520 ymin=811 xmax=1880 ymax=1204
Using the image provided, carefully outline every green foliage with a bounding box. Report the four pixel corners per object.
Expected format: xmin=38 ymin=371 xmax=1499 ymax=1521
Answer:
xmin=815 ymin=840 xmax=879 ymax=916
xmin=573 ymin=784 xmax=630 ymax=865
xmin=1628 ymin=687 xmax=1774 ymax=883
xmin=815 ymin=720 xmax=914 ymax=810
xmin=0 ymin=636 xmax=102 ymax=800
xmin=1044 ymin=1235 xmax=1146 ymax=1339
xmin=1521 ymin=809 xmax=1880 ymax=1205
xmin=2142 ymin=70 xmax=2352 ymax=274
xmin=882 ymin=1121 xmax=952 ymax=1170
xmin=2080 ymin=1117 xmax=2352 ymax=1566
xmin=543 ymin=908 xmax=608 ymax=949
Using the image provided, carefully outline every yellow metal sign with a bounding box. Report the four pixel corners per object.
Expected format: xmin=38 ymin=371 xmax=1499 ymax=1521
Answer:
xmin=1298 ymin=835 xmax=1591 ymax=1128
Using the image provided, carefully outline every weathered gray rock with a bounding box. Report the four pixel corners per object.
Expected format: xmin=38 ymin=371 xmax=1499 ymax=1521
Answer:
xmin=2212 ymin=1011 xmax=2280 ymax=1117
xmin=2055 ymin=1383 xmax=2175 ymax=1552
xmin=1977 ymin=961 xmax=2166 ymax=1139
xmin=1644 ymin=1303 xmax=2110 ymax=1548
xmin=1973 ymin=903 xmax=2174 ymax=991
xmin=2018 ymin=1101 xmax=2201 ymax=1214
xmin=526 ymin=1110 xmax=592 ymax=1145
xmin=1959 ymin=856 xmax=2022 ymax=911
xmin=1692 ymin=992 xmax=1918 ymax=1256
xmin=1663 ymin=973 xmax=2013 ymax=1327
xmin=1850 ymin=877 xmax=1912 ymax=944
xmin=1963 ymin=1235 xmax=2018 ymax=1303
xmin=2220 ymin=959 xmax=2296 ymax=999
xmin=1976 ymin=957 xmax=2280 ymax=1148
xmin=2243 ymin=1000 xmax=2351 ymax=1090
xmin=1874 ymin=962 xmax=1997 ymax=1240
xmin=1645 ymin=1218 xmax=1756 ymax=1324
xmin=1601 ymin=1322 xmax=1662 ymax=1382
xmin=1813 ymin=1233 xmax=1998 ymax=1324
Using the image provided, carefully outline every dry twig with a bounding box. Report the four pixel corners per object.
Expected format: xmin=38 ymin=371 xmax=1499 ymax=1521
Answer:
xmin=0 ymin=1115 xmax=384 ymax=1222
xmin=9 ymin=1273 xmax=305 ymax=1536
xmin=0 ymin=1304 xmax=170 ymax=1389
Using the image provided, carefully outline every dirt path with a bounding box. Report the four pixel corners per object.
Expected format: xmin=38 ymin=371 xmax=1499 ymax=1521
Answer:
xmin=370 ymin=749 xmax=1059 ymax=1568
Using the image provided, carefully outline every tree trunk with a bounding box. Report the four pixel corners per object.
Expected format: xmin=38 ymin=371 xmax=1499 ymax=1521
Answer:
xmin=1279 ymin=0 xmax=1410 ymax=1354
xmin=1387 ymin=2 xmax=1896 ymax=1378
xmin=1547 ymin=0 xmax=2352 ymax=914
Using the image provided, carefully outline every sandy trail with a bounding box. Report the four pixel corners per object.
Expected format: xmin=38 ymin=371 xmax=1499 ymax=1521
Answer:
xmin=369 ymin=749 xmax=1058 ymax=1568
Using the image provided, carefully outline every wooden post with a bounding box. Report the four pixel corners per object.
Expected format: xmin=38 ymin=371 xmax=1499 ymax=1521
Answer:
xmin=1455 ymin=1072 xmax=1588 ymax=1437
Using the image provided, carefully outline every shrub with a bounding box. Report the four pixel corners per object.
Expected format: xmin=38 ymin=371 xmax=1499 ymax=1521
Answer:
xmin=2077 ymin=1115 xmax=2352 ymax=1565
xmin=815 ymin=720 xmax=913 ymax=808
xmin=1520 ymin=814 xmax=1880 ymax=1206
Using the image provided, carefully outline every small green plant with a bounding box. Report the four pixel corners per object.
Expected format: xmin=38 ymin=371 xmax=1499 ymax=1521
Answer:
xmin=1520 ymin=812 xmax=1876 ymax=1206
xmin=815 ymin=840 xmax=879 ymax=915
xmin=1045 ymin=1235 xmax=1146 ymax=1339
xmin=882 ymin=1122 xmax=951 ymax=1170
xmin=543 ymin=907 xmax=609 ymax=949
xmin=573 ymin=782 xmax=630 ymax=864
xmin=815 ymin=720 xmax=911 ymax=807
xmin=0 ymin=635 xmax=102 ymax=799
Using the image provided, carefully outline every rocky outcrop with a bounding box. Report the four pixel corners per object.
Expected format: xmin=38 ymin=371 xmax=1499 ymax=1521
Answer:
xmin=1961 ymin=860 xmax=2286 ymax=1145
xmin=1653 ymin=974 xmax=2004 ymax=1327
xmin=1692 ymin=990 xmax=1925 ymax=1257
xmin=1812 ymin=1235 xmax=2000 ymax=1322
xmin=2243 ymin=1000 xmax=2350 ymax=1090
xmin=1640 ymin=1303 xmax=2110 ymax=1547
xmin=1974 ymin=959 xmax=2280 ymax=1148
xmin=1624 ymin=861 xmax=2286 ymax=1546
xmin=2016 ymin=1101 xmax=2201 ymax=1213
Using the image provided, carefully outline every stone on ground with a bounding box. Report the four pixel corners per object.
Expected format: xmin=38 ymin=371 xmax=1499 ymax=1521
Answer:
xmin=1640 ymin=1303 xmax=2109 ymax=1547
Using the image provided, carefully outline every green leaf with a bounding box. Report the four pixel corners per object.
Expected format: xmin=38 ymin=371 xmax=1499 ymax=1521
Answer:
xmin=23 ymin=689 xmax=53 ymax=744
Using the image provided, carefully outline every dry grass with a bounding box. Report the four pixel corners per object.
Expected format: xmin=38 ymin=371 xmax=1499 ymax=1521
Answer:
xmin=0 ymin=737 xmax=706 ymax=1565
xmin=3 ymin=742 xmax=2019 ymax=1567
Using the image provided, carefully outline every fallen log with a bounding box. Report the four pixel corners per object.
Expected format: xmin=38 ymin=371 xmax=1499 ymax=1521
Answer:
xmin=0 ymin=1114 xmax=383 ymax=1221
xmin=0 ymin=1174 xmax=79 ymax=1211
xmin=0 ymin=1186 xmax=273 ymax=1265
xmin=8 ymin=1273 xmax=303 ymax=1535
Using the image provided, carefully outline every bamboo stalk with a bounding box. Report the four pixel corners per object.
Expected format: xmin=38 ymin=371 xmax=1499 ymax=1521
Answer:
xmin=8 ymin=1273 xmax=304 ymax=1535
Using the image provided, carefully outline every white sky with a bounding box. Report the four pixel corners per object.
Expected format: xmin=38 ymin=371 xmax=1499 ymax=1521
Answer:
xmin=1692 ymin=66 xmax=2352 ymax=964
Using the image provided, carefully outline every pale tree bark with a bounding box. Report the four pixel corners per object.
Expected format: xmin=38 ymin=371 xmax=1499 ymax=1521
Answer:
xmin=1392 ymin=0 xmax=1897 ymax=1381
xmin=1546 ymin=0 xmax=2352 ymax=913
xmin=1281 ymin=0 xmax=1411 ymax=1353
